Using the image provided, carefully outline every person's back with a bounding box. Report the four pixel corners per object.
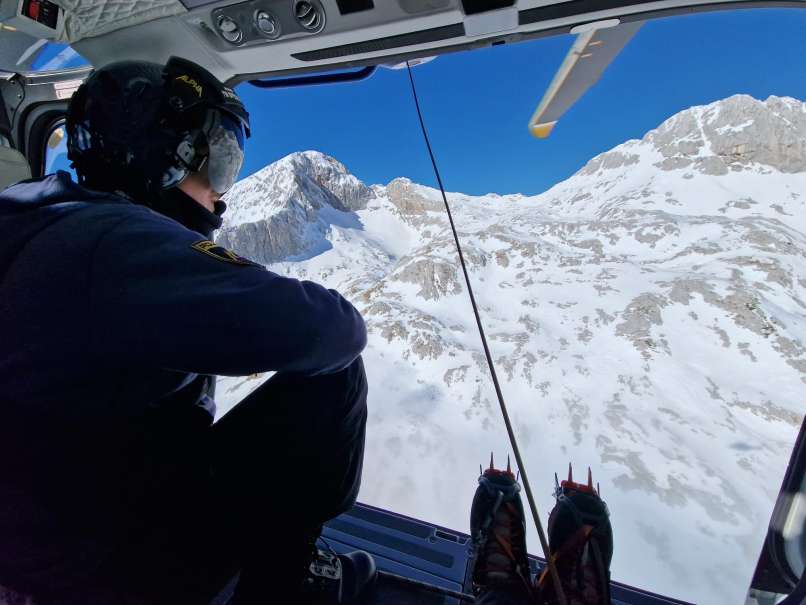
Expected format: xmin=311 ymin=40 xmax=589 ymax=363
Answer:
xmin=0 ymin=176 xmax=163 ymax=592
xmin=0 ymin=58 xmax=375 ymax=604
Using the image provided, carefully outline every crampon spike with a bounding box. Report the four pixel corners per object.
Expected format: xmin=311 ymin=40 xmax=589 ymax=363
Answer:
xmin=479 ymin=464 xmax=483 ymax=476
xmin=587 ymin=467 xmax=593 ymax=490
xmin=567 ymin=462 xmax=573 ymax=483
xmin=554 ymin=472 xmax=560 ymax=491
xmin=507 ymin=455 xmax=511 ymax=474
xmin=597 ymin=482 xmax=601 ymax=496
xmin=516 ymin=470 xmax=520 ymax=483
xmin=489 ymin=452 xmax=494 ymax=470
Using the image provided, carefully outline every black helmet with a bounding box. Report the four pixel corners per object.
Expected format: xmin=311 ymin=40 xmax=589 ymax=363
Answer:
xmin=66 ymin=56 xmax=250 ymax=202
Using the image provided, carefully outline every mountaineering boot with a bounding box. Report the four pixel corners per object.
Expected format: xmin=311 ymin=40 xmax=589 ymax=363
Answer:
xmin=231 ymin=524 xmax=376 ymax=604
xmin=535 ymin=465 xmax=613 ymax=605
xmin=298 ymin=524 xmax=377 ymax=604
xmin=302 ymin=547 xmax=377 ymax=604
xmin=470 ymin=455 xmax=534 ymax=601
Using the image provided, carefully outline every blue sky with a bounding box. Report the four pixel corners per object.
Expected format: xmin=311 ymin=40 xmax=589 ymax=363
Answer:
xmin=236 ymin=8 xmax=806 ymax=196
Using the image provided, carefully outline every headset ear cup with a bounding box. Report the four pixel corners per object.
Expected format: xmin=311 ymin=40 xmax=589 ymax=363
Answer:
xmin=156 ymin=134 xmax=197 ymax=190
xmin=176 ymin=138 xmax=195 ymax=165
xmin=66 ymin=83 xmax=89 ymax=162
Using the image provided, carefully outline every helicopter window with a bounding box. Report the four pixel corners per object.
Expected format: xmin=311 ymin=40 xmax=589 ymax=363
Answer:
xmin=0 ymin=40 xmax=89 ymax=75
xmin=209 ymin=8 xmax=805 ymax=605
xmin=43 ymin=121 xmax=74 ymax=178
xmin=29 ymin=42 xmax=88 ymax=73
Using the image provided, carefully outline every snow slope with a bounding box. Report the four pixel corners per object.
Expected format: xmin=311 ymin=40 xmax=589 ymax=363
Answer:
xmin=216 ymin=95 xmax=806 ymax=605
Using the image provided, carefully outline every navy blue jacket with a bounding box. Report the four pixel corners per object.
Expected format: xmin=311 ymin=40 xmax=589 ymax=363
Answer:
xmin=0 ymin=172 xmax=366 ymax=592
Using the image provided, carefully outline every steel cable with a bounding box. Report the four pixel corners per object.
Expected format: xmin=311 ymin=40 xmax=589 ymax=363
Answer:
xmin=405 ymin=61 xmax=567 ymax=605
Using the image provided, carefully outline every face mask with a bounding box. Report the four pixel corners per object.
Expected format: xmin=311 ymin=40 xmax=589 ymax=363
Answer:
xmin=205 ymin=112 xmax=245 ymax=194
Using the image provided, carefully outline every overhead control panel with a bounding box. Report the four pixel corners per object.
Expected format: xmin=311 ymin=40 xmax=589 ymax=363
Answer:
xmin=210 ymin=0 xmax=326 ymax=47
xmin=0 ymin=0 xmax=63 ymax=39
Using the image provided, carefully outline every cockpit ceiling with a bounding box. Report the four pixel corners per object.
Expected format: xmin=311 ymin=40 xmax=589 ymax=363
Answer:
xmin=43 ymin=0 xmax=806 ymax=83
xmin=54 ymin=0 xmax=469 ymax=43
xmin=52 ymin=0 xmax=186 ymax=43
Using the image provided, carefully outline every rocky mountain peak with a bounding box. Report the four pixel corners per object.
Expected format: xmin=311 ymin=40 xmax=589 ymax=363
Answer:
xmin=577 ymin=94 xmax=806 ymax=178
xmin=281 ymin=150 xmax=375 ymax=211
xmin=222 ymin=151 xmax=374 ymax=227
xmin=217 ymin=151 xmax=374 ymax=264
xmin=647 ymin=94 xmax=806 ymax=174
xmin=385 ymin=177 xmax=443 ymax=216
xmin=246 ymin=150 xmax=349 ymax=183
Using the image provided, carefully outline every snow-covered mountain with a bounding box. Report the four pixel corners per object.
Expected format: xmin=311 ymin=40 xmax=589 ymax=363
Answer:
xmin=215 ymin=95 xmax=806 ymax=605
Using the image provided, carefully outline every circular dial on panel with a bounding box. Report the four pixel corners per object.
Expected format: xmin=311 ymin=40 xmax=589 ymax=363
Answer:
xmin=294 ymin=1 xmax=325 ymax=33
xmin=255 ymin=10 xmax=280 ymax=39
xmin=217 ymin=15 xmax=243 ymax=44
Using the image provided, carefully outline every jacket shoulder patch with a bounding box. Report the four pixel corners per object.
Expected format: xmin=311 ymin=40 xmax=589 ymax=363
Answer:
xmin=191 ymin=240 xmax=262 ymax=267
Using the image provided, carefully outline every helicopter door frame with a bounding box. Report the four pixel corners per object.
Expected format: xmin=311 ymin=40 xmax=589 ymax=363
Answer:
xmin=747 ymin=416 xmax=806 ymax=603
xmin=0 ymin=67 xmax=90 ymax=176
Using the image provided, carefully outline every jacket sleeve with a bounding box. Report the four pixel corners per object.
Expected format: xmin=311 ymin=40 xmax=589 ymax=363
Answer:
xmin=88 ymin=209 xmax=367 ymax=376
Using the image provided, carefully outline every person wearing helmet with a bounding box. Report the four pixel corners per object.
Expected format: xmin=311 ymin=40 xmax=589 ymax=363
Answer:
xmin=0 ymin=57 xmax=375 ymax=604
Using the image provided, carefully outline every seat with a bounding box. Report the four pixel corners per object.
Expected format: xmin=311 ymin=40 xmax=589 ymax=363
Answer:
xmin=0 ymin=145 xmax=32 ymax=190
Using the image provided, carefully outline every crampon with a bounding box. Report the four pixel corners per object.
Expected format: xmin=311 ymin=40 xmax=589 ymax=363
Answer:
xmin=470 ymin=454 xmax=535 ymax=601
xmin=535 ymin=464 xmax=613 ymax=605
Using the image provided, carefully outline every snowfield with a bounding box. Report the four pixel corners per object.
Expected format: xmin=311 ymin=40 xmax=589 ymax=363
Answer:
xmin=216 ymin=94 xmax=806 ymax=605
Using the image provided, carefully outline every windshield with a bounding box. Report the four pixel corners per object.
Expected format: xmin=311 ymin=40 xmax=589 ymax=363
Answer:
xmin=214 ymin=8 xmax=806 ymax=604
xmin=0 ymin=37 xmax=89 ymax=74
xmin=29 ymin=42 xmax=87 ymax=71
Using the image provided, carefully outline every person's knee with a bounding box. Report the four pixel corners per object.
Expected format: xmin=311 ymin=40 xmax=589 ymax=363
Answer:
xmin=345 ymin=355 xmax=367 ymax=397
xmin=339 ymin=355 xmax=368 ymax=426
xmin=310 ymin=356 xmax=367 ymax=419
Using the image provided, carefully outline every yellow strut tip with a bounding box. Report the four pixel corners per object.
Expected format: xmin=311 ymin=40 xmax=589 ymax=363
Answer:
xmin=529 ymin=121 xmax=557 ymax=139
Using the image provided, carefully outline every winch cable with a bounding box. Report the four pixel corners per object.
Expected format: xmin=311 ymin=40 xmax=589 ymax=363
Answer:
xmin=405 ymin=61 xmax=567 ymax=605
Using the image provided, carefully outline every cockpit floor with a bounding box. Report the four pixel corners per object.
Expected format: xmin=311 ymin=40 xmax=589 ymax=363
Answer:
xmin=212 ymin=502 xmax=694 ymax=605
